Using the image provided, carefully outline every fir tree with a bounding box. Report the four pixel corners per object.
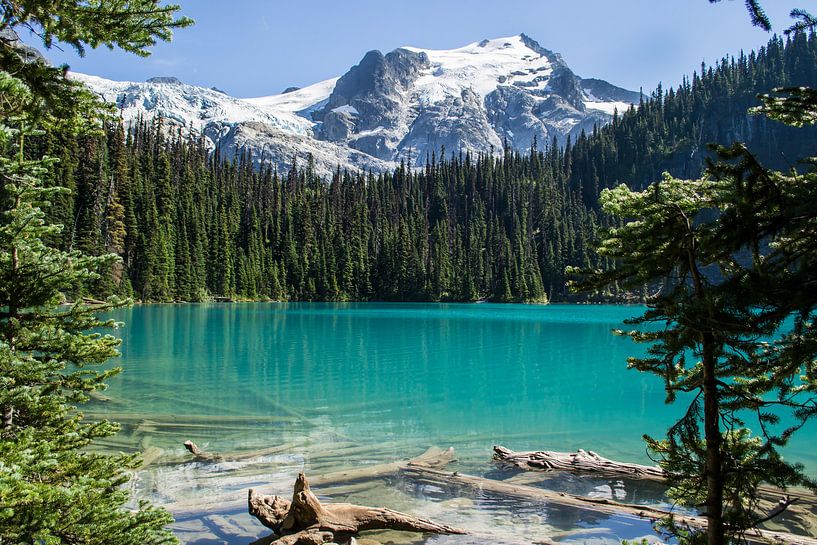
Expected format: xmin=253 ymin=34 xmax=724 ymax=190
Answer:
xmin=569 ymin=12 xmax=817 ymax=545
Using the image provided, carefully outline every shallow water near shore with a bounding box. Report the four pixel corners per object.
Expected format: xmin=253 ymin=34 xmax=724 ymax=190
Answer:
xmin=92 ymin=303 xmax=817 ymax=544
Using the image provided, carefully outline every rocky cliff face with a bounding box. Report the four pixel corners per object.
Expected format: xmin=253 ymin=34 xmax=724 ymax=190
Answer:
xmin=73 ymin=34 xmax=640 ymax=177
xmin=315 ymin=48 xmax=430 ymax=160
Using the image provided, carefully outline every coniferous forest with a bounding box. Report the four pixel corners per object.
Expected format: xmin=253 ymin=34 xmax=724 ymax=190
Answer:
xmin=36 ymin=32 xmax=817 ymax=303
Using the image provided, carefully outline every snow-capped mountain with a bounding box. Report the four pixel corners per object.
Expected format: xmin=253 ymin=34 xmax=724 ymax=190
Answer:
xmin=73 ymin=34 xmax=639 ymax=178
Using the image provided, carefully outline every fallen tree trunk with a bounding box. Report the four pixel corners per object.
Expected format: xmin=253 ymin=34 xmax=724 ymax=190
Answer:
xmin=183 ymin=440 xmax=220 ymax=462
xmin=182 ymin=440 xmax=302 ymax=463
xmin=248 ymin=473 xmax=465 ymax=545
xmin=494 ymin=445 xmax=817 ymax=503
xmin=493 ymin=445 xmax=817 ymax=533
xmin=493 ymin=445 xmax=665 ymax=480
xmin=401 ymin=464 xmax=817 ymax=545
xmin=308 ymin=445 xmax=455 ymax=487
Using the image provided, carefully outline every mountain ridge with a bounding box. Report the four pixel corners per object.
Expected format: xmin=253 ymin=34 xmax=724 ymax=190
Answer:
xmin=72 ymin=33 xmax=639 ymax=178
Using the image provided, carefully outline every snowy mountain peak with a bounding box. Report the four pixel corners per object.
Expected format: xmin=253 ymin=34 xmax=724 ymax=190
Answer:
xmin=401 ymin=33 xmax=559 ymax=101
xmin=72 ymin=34 xmax=640 ymax=179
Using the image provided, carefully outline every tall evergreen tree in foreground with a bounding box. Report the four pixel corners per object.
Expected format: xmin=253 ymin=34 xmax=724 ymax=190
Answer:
xmin=0 ymin=98 xmax=176 ymax=544
xmin=570 ymin=163 xmax=817 ymax=545
xmin=571 ymin=6 xmax=817 ymax=544
xmin=0 ymin=1 xmax=190 ymax=542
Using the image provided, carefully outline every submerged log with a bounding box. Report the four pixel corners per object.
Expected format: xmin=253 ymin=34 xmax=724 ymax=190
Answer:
xmin=183 ymin=440 xmax=224 ymax=462
xmin=494 ymin=445 xmax=817 ymax=504
xmin=402 ymin=464 xmax=817 ymax=545
xmin=168 ymin=446 xmax=457 ymax=518
xmin=248 ymin=473 xmax=465 ymax=545
xmin=493 ymin=445 xmax=665 ymax=480
xmin=182 ymin=439 xmax=304 ymax=464
xmin=404 ymin=463 xmax=697 ymax=523
xmin=308 ymin=445 xmax=455 ymax=487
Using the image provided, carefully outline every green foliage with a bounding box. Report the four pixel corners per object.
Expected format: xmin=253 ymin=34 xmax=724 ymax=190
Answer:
xmin=567 ymin=32 xmax=817 ymax=208
xmin=571 ymin=14 xmax=817 ymax=545
xmin=1 ymin=0 xmax=191 ymax=126
xmin=708 ymin=0 xmax=771 ymax=31
xmin=787 ymin=9 xmax=817 ymax=34
xmin=73 ymin=124 xmax=582 ymax=302
xmin=0 ymin=0 xmax=192 ymax=57
xmin=752 ymin=86 xmax=817 ymax=126
xmin=571 ymin=160 xmax=817 ymax=543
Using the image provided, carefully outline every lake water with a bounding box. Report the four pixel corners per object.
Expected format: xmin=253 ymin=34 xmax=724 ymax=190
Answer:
xmin=93 ymin=303 xmax=817 ymax=545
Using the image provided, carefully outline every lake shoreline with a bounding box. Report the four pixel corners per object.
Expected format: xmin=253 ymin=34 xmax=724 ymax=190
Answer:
xmin=120 ymin=297 xmax=639 ymax=306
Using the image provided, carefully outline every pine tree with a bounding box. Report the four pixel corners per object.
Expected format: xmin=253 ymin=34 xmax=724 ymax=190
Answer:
xmin=569 ymin=18 xmax=817 ymax=538
xmin=569 ymin=168 xmax=817 ymax=545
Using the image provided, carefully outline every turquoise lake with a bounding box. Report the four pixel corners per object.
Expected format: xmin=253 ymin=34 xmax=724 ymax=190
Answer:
xmin=95 ymin=303 xmax=817 ymax=545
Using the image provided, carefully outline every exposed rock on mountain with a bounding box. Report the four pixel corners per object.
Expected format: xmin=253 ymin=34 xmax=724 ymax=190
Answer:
xmin=73 ymin=34 xmax=639 ymax=177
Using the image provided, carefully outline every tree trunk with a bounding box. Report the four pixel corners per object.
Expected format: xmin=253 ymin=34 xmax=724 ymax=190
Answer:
xmin=2 ymin=406 xmax=12 ymax=431
xmin=248 ymin=473 xmax=465 ymax=544
xmin=703 ymin=331 xmax=724 ymax=545
xmin=685 ymin=213 xmax=725 ymax=545
xmin=5 ymin=199 xmax=19 ymax=433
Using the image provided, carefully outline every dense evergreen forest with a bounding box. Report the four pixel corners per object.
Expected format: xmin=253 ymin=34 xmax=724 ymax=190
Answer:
xmin=35 ymin=32 xmax=817 ymax=303
xmin=567 ymin=31 xmax=817 ymax=206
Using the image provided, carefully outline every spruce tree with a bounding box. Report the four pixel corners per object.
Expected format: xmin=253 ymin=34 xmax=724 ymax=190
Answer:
xmin=0 ymin=80 xmax=176 ymax=543
xmin=1 ymin=1 xmax=190 ymax=542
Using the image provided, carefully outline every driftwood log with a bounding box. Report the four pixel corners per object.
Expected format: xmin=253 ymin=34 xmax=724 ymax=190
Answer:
xmin=493 ymin=445 xmax=665 ymax=480
xmin=307 ymin=446 xmax=455 ymax=487
xmin=183 ymin=440 xmax=223 ymax=462
xmin=493 ymin=445 xmax=817 ymax=542
xmin=493 ymin=445 xmax=817 ymax=508
xmin=401 ymin=464 xmax=817 ymax=545
xmin=248 ymin=473 xmax=466 ymax=545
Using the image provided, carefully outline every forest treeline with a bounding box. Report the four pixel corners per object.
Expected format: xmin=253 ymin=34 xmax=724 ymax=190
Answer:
xmin=567 ymin=31 xmax=817 ymax=204
xmin=34 ymin=31 xmax=817 ymax=303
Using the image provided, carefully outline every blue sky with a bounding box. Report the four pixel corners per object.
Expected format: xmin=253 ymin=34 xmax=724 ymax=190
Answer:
xmin=27 ymin=0 xmax=816 ymax=98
